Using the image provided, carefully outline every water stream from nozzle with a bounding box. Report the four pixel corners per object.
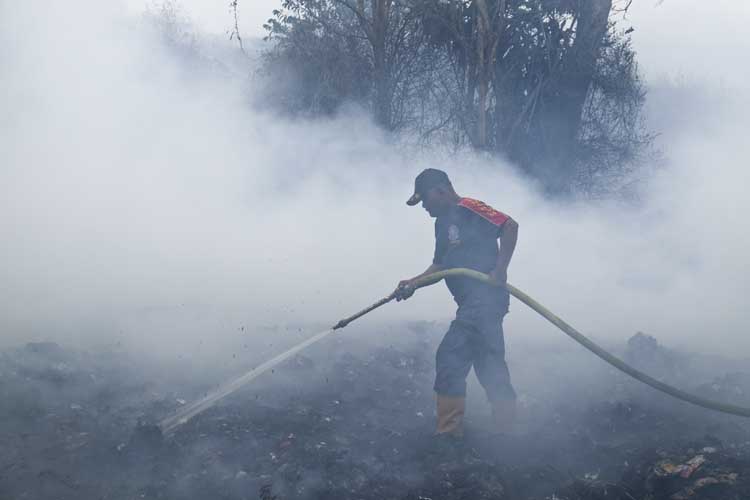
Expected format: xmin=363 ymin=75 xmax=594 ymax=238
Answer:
xmin=159 ymin=327 xmax=335 ymax=435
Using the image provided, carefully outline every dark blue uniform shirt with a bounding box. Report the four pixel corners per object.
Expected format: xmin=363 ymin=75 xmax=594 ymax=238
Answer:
xmin=433 ymin=198 xmax=511 ymax=311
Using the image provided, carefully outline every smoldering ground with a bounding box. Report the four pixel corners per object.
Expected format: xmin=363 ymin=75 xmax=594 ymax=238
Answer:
xmin=1 ymin=1 xmax=750 ymax=499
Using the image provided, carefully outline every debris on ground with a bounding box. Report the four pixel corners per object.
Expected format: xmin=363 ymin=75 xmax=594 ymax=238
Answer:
xmin=2 ymin=328 xmax=750 ymax=500
xmin=624 ymin=332 xmax=681 ymax=383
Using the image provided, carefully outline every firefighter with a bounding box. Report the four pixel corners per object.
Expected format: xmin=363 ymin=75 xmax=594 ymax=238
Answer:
xmin=396 ymin=168 xmax=518 ymax=438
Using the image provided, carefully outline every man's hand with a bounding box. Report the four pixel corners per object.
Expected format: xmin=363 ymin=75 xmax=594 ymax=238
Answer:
xmin=394 ymin=279 xmax=417 ymax=301
xmin=393 ymin=264 xmax=441 ymax=302
xmin=489 ymin=267 xmax=507 ymax=286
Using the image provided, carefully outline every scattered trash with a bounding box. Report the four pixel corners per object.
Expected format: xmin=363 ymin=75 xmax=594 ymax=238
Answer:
xmin=583 ymin=471 xmax=599 ymax=481
xmin=670 ymin=472 xmax=738 ymax=499
xmin=3 ymin=337 xmax=750 ymax=500
xmin=654 ymin=455 xmax=706 ymax=479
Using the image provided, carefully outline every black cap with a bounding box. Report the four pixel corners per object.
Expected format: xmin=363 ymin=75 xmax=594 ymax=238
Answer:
xmin=406 ymin=168 xmax=451 ymax=206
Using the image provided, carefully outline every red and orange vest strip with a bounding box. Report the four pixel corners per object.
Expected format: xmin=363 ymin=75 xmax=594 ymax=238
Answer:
xmin=458 ymin=197 xmax=509 ymax=227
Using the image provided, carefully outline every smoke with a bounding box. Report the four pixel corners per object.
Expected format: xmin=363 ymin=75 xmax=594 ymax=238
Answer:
xmin=1 ymin=0 xmax=748 ymax=370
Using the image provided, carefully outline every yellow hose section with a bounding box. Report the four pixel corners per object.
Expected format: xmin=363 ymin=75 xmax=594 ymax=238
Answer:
xmin=413 ymin=268 xmax=750 ymax=418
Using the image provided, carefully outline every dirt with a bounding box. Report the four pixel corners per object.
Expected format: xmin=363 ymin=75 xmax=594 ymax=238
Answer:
xmin=1 ymin=327 xmax=750 ymax=500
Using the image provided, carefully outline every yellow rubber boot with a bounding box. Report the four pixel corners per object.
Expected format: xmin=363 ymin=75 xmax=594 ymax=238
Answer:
xmin=436 ymin=395 xmax=465 ymax=437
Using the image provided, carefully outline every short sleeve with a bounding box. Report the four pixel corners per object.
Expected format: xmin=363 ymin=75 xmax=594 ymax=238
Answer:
xmin=457 ymin=198 xmax=509 ymax=237
xmin=495 ymin=218 xmax=506 ymax=237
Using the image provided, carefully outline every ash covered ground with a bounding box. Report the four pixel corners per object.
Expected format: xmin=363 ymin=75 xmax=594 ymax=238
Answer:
xmin=2 ymin=323 xmax=750 ymax=500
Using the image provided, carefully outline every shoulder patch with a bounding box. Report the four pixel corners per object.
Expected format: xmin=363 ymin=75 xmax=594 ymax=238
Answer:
xmin=458 ymin=197 xmax=509 ymax=227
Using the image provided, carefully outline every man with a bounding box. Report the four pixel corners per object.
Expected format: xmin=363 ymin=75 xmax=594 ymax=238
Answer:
xmin=395 ymin=168 xmax=518 ymax=438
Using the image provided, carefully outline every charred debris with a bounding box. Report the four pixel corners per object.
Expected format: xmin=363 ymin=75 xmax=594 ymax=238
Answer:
xmin=1 ymin=328 xmax=750 ymax=500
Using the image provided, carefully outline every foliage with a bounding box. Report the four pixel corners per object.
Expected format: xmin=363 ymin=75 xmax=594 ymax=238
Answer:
xmin=258 ymin=0 xmax=653 ymax=195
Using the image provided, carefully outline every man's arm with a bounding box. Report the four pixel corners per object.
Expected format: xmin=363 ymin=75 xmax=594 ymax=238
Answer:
xmin=490 ymin=217 xmax=518 ymax=285
xmin=400 ymin=263 xmax=444 ymax=287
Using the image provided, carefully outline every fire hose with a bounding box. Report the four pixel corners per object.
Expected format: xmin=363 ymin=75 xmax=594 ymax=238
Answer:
xmin=159 ymin=268 xmax=750 ymax=435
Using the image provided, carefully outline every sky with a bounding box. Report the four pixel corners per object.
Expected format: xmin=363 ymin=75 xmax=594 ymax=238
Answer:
xmin=1 ymin=0 xmax=749 ymax=366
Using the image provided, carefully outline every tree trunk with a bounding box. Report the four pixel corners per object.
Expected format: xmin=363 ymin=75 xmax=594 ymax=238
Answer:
xmin=371 ymin=0 xmax=391 ymax=129
xmin=537 ymin=0 xmax=612 ymax=194
xmin=475 ymin=0 xmax=489 ymax=148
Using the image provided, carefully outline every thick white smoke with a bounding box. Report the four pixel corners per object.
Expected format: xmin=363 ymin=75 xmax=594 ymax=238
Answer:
xmin=1 ymin=0 xmax=748 ymax=367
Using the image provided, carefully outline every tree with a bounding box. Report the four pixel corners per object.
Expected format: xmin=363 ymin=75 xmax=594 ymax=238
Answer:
xmin=259 ymin=0 xmax=650 ymax=195
xmin=262 ymin=0 xmax=444 ymax=131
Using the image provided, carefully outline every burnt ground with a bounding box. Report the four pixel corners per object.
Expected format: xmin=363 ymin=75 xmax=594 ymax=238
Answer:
xmin=1 ymin=323 xmax=750 ymax=500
